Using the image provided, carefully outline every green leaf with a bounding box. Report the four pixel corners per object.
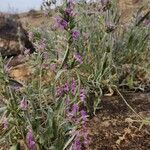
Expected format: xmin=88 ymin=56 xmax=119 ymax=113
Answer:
xmin=63 ymin=134 xmax=75 ymax=150
xmin=55 ymin=69 xmax=66 ymax=81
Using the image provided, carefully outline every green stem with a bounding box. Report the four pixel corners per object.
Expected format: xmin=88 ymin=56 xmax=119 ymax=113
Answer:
xmin=60 ymin=44 xmax=70 ymax=69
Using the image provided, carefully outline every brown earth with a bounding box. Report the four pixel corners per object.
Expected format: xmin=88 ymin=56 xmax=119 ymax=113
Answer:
xmin=87 ymin=92 xmax=150 ymax=150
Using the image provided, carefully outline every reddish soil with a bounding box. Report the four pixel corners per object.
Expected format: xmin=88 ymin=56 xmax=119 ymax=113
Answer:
xmin=87 ymin=92 xmax=150 ymax=150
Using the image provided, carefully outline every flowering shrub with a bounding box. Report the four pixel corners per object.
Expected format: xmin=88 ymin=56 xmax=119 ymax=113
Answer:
xmin=0 ymin=0 xmax=149 ymax=150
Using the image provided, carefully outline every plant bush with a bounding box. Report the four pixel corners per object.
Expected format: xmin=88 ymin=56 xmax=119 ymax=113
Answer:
xmin=0 ymin=0 xmax=149 ymax=150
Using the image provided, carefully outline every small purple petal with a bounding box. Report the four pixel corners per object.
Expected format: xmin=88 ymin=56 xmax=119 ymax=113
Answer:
xmin=65 ymin=7 xmax=75 ymax=17
xmin=74 ymin=53 xmax=83 ymax=64
xmin=71 ymin=79 xmax=76 ymax=95
xmin=20 ymin=98 xmax=28 ymax=111
xmin=72 ymin=30 xmax=80 ymax=40
xmin=26 ymin=130 xmax=36 ymax=150
xmin=2 ymin=117 xmax=8 ymax=129
xmin=63 ymin=83 xmax=70 ymax=92
xmin=68 ymin=103 xmax=79 ymax=118
xmin=80 ymin=88 xmax=86 ymax=102
xmin=50 ymin=63 xmax=57 ymax=72
xmin=60 ymin=20 xmax=68 ymax=29
xmin=55 ymin=16 xmax=68 ymax=30
xmin=80 ymin=110 xmax=88 ymax=122
xmin=72 ymin=138 xmax=82 ymax=150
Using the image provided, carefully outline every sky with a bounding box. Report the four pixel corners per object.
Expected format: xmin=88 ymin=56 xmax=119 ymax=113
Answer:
xmin=0 ymin=0 xmax=44 ymax=13
xmin=0 ymin=0 xmax=92 ymax=13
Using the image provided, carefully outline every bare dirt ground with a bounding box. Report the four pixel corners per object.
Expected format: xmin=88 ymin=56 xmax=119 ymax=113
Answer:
xmin=87 ymin=92 xmax=150 ymax=150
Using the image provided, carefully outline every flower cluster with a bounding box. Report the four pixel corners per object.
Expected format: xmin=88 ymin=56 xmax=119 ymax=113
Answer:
xmin=67 ymin=103 xmax=90 ymax=150
xmin=56 ymin=79 xmax=86 ymax=101
xmin=50 ymin=63 xmax=57 ymax=72
xmin=72 ymin=123 xmax=91 ymax=150
xmin=65 ymin=0 xmax=75 ymax=15
xmin=57 ymin=80 xmax=90 ymax=149
xmin=56 ymin=79 xmax=77 ymax=97
xmin=54 ymin=0 xmax=80 ymax=41
xmin=54 ymin=16 xmax=68 ymax=30
xmin=20 ymin=98 xmax=29 ymax=111
xmin=72 ymin=30 xmax=80 ymax=40
xmin=74 ymin=53 xmax=83 ymax=64
xmin=80 ymin=88 xmax=86 ymax=103
xmin=26 ymin=130 xmax=37 ymax=150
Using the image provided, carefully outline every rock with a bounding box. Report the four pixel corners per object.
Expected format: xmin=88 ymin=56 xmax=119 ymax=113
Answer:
xmin=0 ymin=14 xmax=35 ymax=57
xmin=8 ymin=64 xmax=32 ymax=82
xmin=118 ymin=0 xmax=143 ymax=23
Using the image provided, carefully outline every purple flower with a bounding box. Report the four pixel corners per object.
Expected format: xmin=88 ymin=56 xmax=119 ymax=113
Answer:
xmin=20 ymin=98 xmax=28 ymax=111
xmin=80 ymin=110 xmax=88 ymax=122
xmin=72 ymin=30 xmax=80 ymax=40
xmin=80 ymin=89 xmax=86 ymax=102
xmin=2 ymin=117 xmax=8 ymax=129
xmin=72 ymin=138 xmax=82 ymax=150
xmin=72 ymin=104 xmax=79 ymax=115
xmin=55 ymin=16 xmax=68 ymax=30
xmin=74 ymin=53 xmax=83 ymax=64
xmin=63 ymin=83 xmax=70 ymax=92
xmin=71 ymin=79 xmax=76 ymax=95
xmin=50 ymin=63 xmax=57 ymax=72
xmin=72 ymin=123 xmax=90 ymax=150
xmin=81 ymin=126 xmax=91 ymax=147
xmin=68 ymin=103 xmax=79 ymax=118
xmin=60 ymin=19 xmax=68 ymax=29
xmin=65 ymin=8 xmax=75 ymax=17
xmin=26 ymin=130 xmax=36 ymax=150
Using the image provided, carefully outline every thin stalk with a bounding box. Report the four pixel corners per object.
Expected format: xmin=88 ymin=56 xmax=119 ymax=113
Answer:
xmin=115 ymin=87 xmax=143 ymax=120
xmin=60 ymin=44 xmax=69 ymax=69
